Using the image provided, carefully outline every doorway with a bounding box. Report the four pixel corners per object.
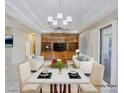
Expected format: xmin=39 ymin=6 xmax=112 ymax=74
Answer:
xmin=100 ymin=25 xmax=112 ymax=84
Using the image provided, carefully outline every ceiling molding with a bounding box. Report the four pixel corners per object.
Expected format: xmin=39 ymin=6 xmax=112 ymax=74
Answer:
xmin=5 ymin=15 xmax=36 ymax=33
xmin=6 ymin=1 xmax=43 ymax=33
xmin=19 ymin=0 xmax=47 ymax=29
xmin=6 ymin=11 xmax=41 ymax=33
xmin=79 ymin=10 xmax=118 ymax=33
xmin=79 ymin=5 xmax=117 ymax=33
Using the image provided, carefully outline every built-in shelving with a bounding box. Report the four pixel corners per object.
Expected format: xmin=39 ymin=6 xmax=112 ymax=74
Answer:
xmin=41 ymin=33 xmax=79 ymax=60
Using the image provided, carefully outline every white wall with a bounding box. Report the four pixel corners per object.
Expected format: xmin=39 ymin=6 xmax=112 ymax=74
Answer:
xmin=88 ymin=29 xmax=100 ymax=63
xmin=79 ymin=19 xmax=118 ymax=86
xmin=79 ymin=28 xmax=100 ymax=63
xmin=5 ymin=27 xmax=33 ymax=64
xmin=35 ymin=33 xmax=41 ymax=56
xmin=79 ymin=31 xmax=89 ymax=55
xmin=11 ymin=28 xmax=30 ymax=63
xmin=111 ymin=20 xmax=118 ymax=86
xmin=5 ymin=27 xmax=12 ymax=64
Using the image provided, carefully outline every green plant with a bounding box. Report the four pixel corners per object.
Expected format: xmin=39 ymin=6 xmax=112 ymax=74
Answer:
xmin=55 ymin=61 xmax=65 ymax=71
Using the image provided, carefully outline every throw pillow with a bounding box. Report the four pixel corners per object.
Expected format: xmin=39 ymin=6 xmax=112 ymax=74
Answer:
xmin=82 ymin=56 xmax=89 ymax=61
xmin=77 ymin=55 xmax=83 ymax=61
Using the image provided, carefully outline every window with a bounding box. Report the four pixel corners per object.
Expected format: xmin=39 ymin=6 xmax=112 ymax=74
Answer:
xmin=100 ymin=25 xmax=112 ymax=84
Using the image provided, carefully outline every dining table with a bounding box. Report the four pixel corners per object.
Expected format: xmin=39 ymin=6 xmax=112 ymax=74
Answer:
xmin=27 ymin=68 xmax=90 ymax=93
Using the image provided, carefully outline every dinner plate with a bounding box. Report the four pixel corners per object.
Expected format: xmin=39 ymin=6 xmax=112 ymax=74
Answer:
xmin=40 ymin=70 xmax=49 ymax=77
xmin=40 ymin=73 xmax=49 ymax=77
xmin=69 ymin=71 xmax=78 ymax=77
xmin=70 ymin=70 xmax=77 ymax=74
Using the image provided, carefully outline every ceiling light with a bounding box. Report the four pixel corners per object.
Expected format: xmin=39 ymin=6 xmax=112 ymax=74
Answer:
xmin=47 ymin=0 xmax=72 ymax=30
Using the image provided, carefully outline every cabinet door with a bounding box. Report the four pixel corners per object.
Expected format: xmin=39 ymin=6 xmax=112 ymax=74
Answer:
xmin=41 ymin=52 xmax=46 ymax=59
xmin=46 ymin=52 xmax=52 ymax=59
xmin=62 ymin=51 xmax=67 ymax=60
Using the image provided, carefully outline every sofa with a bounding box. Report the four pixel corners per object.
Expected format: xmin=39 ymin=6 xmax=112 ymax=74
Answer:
xmin=28 ymin=55 xmax=44 ymax=71
xmin=72 ymin=53 xmax=95 ymax=74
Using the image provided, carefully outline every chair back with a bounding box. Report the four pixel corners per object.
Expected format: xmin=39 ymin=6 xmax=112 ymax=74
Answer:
xmin=18 ymin=62 xmax=32 ymax=90
xmin=90 ymin=62 xmax=105 ymax=93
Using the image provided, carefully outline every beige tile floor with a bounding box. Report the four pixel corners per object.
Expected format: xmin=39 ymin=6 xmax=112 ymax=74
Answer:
xmin=5 ymin=60 xmax=117 ymax=93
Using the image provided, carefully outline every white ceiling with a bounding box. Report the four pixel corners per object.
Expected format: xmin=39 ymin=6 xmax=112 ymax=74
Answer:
xmin=5 ymin=0 xmax=118 ymax=33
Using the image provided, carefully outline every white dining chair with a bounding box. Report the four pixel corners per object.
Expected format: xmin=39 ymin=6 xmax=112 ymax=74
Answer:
xmin=18 ymin=61 xmax=42 ymax=93
xmin=79 ymin=62 xmax=105 ymax=93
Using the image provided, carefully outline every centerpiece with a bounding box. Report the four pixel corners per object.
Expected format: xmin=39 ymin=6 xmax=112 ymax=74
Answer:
xmin=55 ymin=59 xmax=65 ymax=74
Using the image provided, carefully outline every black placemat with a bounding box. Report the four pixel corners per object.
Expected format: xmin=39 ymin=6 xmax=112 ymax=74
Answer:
xmin=68 ymin=72 xmax=81 ymax=79
xmin=37 ymin=72 xmax=52 ymax=79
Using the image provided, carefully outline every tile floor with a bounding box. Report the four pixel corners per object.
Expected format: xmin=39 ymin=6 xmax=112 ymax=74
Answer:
xmin=5 ymin=60 xmax=117 ymax=93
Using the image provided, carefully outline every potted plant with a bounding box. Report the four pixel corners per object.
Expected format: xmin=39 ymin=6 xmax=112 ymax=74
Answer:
xmin=55 ymin=60 xmax=65 ymax=74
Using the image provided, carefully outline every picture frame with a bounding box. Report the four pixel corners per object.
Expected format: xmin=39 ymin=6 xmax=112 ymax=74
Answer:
xmin=5 ymin=35 xmax=13 ymax=47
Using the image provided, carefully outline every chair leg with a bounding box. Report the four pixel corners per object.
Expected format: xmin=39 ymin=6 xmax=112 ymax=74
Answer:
xmin=54 ymin=84 xmax=58 ymax=93
xmin=68 ymin=84 xmax=71 ymax=93
xmin=77 ymin=87 xmax=80 ymax=93
xmin=50 ymin=84 xmax=53 ymax=93
xmin=60 ymin=84 xmax=62 ymax=93
xmin=40 ymin=88 xmax=42 ymax=93
xmin=63 ymin=84 xmax=66 ymax=93
xmin=77 ymin=85 xmax=80 ymax=93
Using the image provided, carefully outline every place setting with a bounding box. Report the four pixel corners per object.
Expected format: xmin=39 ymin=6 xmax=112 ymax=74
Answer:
xmin=68 ymin=70 xmax=81 ymax=79
xmin=37 ymin=69 xmax=52 ymax=79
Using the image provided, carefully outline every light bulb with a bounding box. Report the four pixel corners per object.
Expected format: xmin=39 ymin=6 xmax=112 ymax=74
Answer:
xmin=53 ymin=20 xmax=58 ymax=26
xmin=57 ymin=12 xmax=63 ymax=19
xmin=63 ymin=20 xmax=68 ymax=25
xmin=67 ymin=16 xmax=72 ymax=22
xmin=48 ymin=16 xmax=53 ymax=22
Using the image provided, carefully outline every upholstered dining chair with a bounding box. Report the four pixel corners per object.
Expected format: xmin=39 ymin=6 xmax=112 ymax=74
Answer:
xmin=79 ymin=62 xmax=105 ymax=93
xmin=18 ymin=61 xmax=42 ymax=93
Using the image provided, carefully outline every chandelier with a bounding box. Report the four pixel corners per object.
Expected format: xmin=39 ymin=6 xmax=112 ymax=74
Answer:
xmin=47 ymin=0 xmax=72 ymax=30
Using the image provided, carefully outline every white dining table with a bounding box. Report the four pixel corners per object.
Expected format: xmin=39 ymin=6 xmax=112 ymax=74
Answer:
xmin=27 ymin=68 xmax=90 ymax=93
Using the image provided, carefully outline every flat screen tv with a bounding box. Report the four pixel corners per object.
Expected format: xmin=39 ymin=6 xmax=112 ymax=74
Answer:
xmin=53 ymin=43 xmax=66 ymax=51
xmin=5 ymin=35 xmax=13 ymax=47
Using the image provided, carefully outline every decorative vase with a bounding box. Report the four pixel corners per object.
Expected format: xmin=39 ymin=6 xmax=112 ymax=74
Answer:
xmin=58 ymin=68 xmax=62 ymax=74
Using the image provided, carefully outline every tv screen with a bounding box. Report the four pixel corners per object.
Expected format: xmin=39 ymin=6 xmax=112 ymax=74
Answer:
xmin=53 ymin=43 xmax=66 ymax=51
xmin=5 ymin=35 xmax=13 ymax=47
